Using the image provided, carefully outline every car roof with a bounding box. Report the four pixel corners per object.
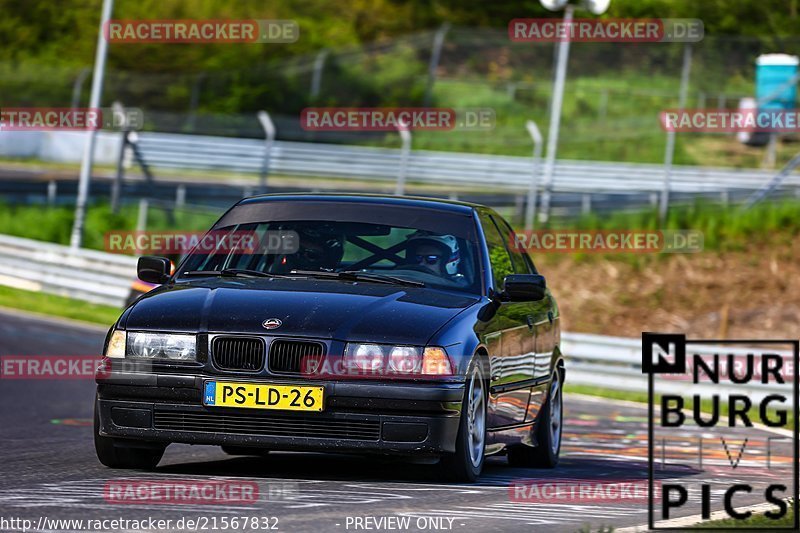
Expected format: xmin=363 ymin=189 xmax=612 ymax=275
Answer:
xmin=238 ymin=193 xmax=484 ymax=215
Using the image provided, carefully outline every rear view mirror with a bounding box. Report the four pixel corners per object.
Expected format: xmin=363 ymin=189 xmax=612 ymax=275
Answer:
xmin=137 ymin=256 xmax=171 ymax=285
xmin=502 ymin=274 xmax=546 ymax=301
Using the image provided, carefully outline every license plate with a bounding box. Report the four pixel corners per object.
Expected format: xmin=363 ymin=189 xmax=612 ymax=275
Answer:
xmin=203 ymin=381 xmax=324 ymax=412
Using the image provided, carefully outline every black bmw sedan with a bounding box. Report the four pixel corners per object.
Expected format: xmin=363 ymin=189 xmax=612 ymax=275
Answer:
xmin=95 ymin=194 xmax=563 ymax=482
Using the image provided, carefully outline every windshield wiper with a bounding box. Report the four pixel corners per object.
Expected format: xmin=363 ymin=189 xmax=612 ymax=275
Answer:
xmin=181 ymin=269 xmax=283 ymax=279
xmin=340 ymin=270 xmax=426 ymax=288
xmin=290 ymin=269 xmax=425 ymax=288
xmin=182 ymin=268 xmax=424 ymax=287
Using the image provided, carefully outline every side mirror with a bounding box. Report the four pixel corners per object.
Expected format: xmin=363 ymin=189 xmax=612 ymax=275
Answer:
xmin=502 ymin=274 xmax=546 ymax=301
xmin=137 ymin=256 xmax=171 ymax=285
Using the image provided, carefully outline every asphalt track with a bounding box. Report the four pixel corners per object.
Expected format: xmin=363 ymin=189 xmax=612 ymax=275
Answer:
xmin=0 ymin=309 xmax=794 ymax=532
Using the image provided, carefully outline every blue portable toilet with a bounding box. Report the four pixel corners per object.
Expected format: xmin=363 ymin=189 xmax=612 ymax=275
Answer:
xmin=738 ymin=54 xmax=800 ymax=146
xmin=755 ymin=54 xmax=799 ymax=110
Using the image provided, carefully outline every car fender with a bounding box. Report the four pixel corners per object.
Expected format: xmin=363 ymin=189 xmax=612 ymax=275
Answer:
xmin=426 ymin=299 xmax=490 ymax=380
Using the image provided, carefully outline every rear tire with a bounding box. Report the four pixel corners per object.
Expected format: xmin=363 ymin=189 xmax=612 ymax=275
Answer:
xmin=94 ymin=397 xmax=165 ymax=470
xmin=508 ymin=368 xmax=562 ymax=468
xmin=440 ymin=360 xmax=487 ymax=483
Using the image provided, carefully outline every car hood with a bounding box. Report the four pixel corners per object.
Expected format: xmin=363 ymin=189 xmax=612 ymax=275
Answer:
xmin=124 ymin=277 xmax=480 ymax=344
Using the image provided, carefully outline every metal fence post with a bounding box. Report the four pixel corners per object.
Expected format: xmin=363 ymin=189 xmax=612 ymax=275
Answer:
xmin=70 ymin=67 xmax=90 ymax=110
xmin=110 ymin=101 xmax=130 ymax=214
xmin=257 ymin=111 xmax=276 ymax=194
xmin=47 ymin=180 xmax=57 ymax=206
xmin=524 ymin=120 xmax=543 ymax=231
xmin=185 ymin=72 xmax=206 ymax=132
xmin=763 ymin=133 xmax=778 ymax=168
xmin=395 ymin=120 xmax=411 ymax=196
xmin=660 ymin=43 xmax=693 ymax=223
xmin=581 ymin=194 xmax=593 ymax=215
xmin=506 ymin=82 xmax=517 ymax=101
xmin=310 ymin=50 xmax=328 ymax=99
xmin=176 ymin=184 xmax=187 ymax=209
xmin=697 ymin=91 xmax=706 ymax=109
xmin=136 ymin=198 xmax=149 ymax=232
xmin=423 ymin=23 xmax=450 ymax=108
xmin=514 ymin=195 xmax=525 ymax=225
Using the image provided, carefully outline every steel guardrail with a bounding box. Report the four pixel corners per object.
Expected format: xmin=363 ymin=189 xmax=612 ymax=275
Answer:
xmin=0 ymin=234 xmax=136 ymax=307
xmin=132 ymin=132 xmax=794 ymax=195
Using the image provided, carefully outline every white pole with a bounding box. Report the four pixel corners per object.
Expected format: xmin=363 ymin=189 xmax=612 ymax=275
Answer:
xmin=524 ymin=120 xmax=543 ymax=231
xmin=538 ymin=4 xmax=574 ymax=224
xmin=395 ymin=120 xmax=411 ymax=196
xmin=659 ymin=43 xmax=692 ymax=222
xmin=257 ymin=111 xmax=276 ymax=194
xmin=70 ymin=0 xmax=114 ymax=249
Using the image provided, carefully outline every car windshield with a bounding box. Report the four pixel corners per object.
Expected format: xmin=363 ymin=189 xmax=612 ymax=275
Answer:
xmin=177 ymin=213 xmax=482 ymax=295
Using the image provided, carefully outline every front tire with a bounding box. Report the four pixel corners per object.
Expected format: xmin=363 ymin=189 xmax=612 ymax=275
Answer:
xmin=508 ymin=368 xmax=563 ymax=468
xmin=94 ymin=397 xmax=165 ymax=470
xmin=440 ymin=361 xmax=487 ymax=482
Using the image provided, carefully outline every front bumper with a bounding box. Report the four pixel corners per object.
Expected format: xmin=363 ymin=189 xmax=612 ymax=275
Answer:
xmin=97 ymin=371 xmax=464 ymax=456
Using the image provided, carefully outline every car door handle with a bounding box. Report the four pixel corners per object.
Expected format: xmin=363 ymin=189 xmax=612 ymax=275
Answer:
xmin=526 ymin=315 xmax=534 ymax=330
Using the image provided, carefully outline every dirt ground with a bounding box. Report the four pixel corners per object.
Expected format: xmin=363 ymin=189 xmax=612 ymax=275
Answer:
xmin=535 ymin=237 xmax=800 ymax=340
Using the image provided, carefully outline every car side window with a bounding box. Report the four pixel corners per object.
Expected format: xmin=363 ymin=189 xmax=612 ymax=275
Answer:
xmin=479 ymin=212 xmax=514 ymax=291
xmin=492 ymin=215 xmax=538 ymax=275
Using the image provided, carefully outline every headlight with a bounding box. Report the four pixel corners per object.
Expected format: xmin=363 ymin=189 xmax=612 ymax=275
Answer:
xmin=127 ymin=332 xmax=197 ymax=361
xmin=344 ymin=344 xmax=451 ymax=376
xmin=346 ymin=343 xmax=384 ymax=372
xmin=388 ymin=346 xmax=422 ymax=373
xmin=105 ymin=330 xmax=126 ymax=358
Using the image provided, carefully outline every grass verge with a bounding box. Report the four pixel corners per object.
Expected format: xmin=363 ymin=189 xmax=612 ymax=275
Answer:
xmin=565 ymin=384 xmax=794 ymax=429
xmin=565 ymin=384 xmax=649 ymax=404
xmin=0 ymin=285 xmax=120 ymax=327
xmin=696 ymin=505 xmax=794 ymax=528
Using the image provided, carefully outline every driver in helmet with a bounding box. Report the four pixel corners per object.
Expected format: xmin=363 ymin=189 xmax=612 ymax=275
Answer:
xmin=273 ymin=224 xmax=344 ymax=273
xmin=405 ymin=232 xmax=461 ymax=278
